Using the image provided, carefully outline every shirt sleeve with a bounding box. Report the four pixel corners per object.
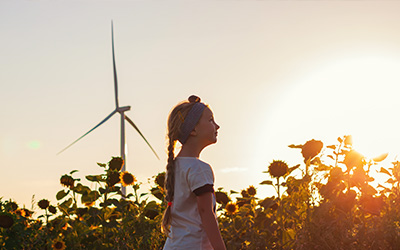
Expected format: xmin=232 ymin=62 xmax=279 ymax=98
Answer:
xmin=187 ymin=162 xmax=214 ymax=196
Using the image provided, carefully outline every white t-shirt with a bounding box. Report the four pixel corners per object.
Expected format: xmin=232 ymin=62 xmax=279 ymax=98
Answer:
xmin=163 ymin=157 xmax=217 ymax=250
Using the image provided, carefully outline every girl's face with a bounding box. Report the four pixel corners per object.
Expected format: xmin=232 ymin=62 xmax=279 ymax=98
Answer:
xmin=193 ymin=107 xmax=220 ymax=146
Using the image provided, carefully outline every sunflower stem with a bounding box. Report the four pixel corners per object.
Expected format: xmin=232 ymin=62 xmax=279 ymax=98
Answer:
xmin=45 ymin=209 xmax=48 ymax=225
xmin=134 ymin=186 xmax=139 ymax=205
xmin=72 ymin=190 xmax=77 ymax=208
xmin=277 ymin=177 xmax=280 ymax=200
xmin=335 ymin=141 xmax=342 ymax=168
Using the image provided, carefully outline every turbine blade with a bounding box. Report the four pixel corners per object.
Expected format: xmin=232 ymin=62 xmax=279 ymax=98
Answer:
xmin=125 ymin=115 xmax=160 ymax=160
xmin=57 ymin=110 xmax=118 ymax=155
xmin=111 ymin=21 xmax=119 ymax=109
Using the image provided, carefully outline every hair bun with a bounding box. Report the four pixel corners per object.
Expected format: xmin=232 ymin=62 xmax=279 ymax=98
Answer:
xmin=188 ymin=95 xmax=201 ymax=103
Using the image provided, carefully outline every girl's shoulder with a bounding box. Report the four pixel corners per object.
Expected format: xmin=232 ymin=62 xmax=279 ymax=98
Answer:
xmin=176 ymin=158 xmax=214 ymax=188
xmin=175 ymin=157 xmax=211 ymax=170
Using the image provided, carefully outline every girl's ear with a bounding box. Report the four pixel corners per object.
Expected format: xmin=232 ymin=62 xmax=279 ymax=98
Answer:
xmin=190 ymin=129 xmax=197 ymax=136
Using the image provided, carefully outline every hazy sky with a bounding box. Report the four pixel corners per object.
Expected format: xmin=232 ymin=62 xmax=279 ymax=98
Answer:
xmin=2 ymin=0 xmax=400 ymax=211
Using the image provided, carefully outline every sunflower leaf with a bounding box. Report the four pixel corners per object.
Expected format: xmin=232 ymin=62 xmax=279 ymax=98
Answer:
xmin=362 ymin=184 xmax=377 ymax=196
xmin=73 ymin=184 xmax=91 ymax=195
xmin=109 ymin=198 xmax=119 ymax=207
xmin=81 ymin=191 xmax=100 ymax=205
xmin=386 ymin=178 xmax=396 ymax=184
xmin=69 ymin=170 xmax=79 ymax=175
xmin=59 ymin=198 xmax=72 ymax=209
xmin=288 ymin=164 xmax=300 ymax=175
xmin=377 ymin=184 xmax=390 ymax=192
xmin=56 ymin=190 xmax=69 ymax=200
xmin=379 ymin=167 xmax=392 ymax=176
xmin=86 ymin=175 xmax=104 ymax=182
xmin=373 ymin=153 xmax=388 ymax=162
xmin=260 ymin=180 xmax=273 ymax=185
xmin=315 ymin=164 xmax=330 ymax=172
xmin=109 ymin=186 xmax=120 ymax=193
xmin=97 ymin=162 xmax=107 ymax=168
xmin=260 ymin=197 xmax=274 ymax=209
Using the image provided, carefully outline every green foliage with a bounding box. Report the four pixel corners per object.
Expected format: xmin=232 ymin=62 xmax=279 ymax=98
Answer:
xmin=1 ymin=136 xmax=400 ymax=249
xmin=0 ymin=156 xmax=166 ymax=249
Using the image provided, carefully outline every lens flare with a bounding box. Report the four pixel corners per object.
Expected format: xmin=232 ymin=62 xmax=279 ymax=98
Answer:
xmin=27 ymin=141 xmax=41 ymax=149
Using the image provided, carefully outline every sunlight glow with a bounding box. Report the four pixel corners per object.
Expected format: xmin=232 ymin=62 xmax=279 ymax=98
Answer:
xmin=320 ymin=55 xmax=400 ymax=160
xmin=263 ymin=53 xmax=400 ymax=188
xmin=294 ymin=54 xmax=398 ymax=155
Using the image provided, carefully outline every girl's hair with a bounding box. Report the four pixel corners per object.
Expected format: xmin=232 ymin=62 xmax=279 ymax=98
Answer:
xmin=161 ymin=95 xmax=204 ymax=235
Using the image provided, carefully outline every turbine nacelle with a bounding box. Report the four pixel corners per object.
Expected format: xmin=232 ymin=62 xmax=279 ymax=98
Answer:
xmin=117 ymin=106 xmax=131 ymax=113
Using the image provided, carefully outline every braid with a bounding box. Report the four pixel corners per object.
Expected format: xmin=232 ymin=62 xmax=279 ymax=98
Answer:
xmin=161 ymin=136 xmax=176 ymax=235
xmin=165 ymin=138 xmax=175 ymax=202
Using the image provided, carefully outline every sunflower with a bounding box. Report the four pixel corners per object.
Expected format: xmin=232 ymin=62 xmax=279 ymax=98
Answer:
xmin=15 ymin=209 xmax=25 ymax=217
xmin=301 ymin=139 xmax=323 ymax=162
xmin=215 ymin=191 xmax=230 ymax=205
xmin=268 ymin=160 xmax=289 ymax=178
xmin=22 ymin=209 xmax=32 ymax=218
xmin=155 ymin=172 xmax=166 ymax=189
xmin=48 ymin=205 xmax=57 ymax=214
xmin=0 ymin=214 xmax=14 ymax=229
xmin=120 ymin=171 xmax=136 ymax=187
xmin=241 ymin=190 xmax=249 ymax=198
xmin=225 ymin=202 xmax=238 ymax=215
xmin=38 ymin=199 xmax=50 ymax=210
xmin=52 ymin=239 xmax=66 ymax=250
xmin=106 ymin=170 xmax=121 ymax=187
xmin=247 ymin=186 xmax=257 ymax=196
xmin=108 ymin=157 xmax=124 ymax=171
xmin=60 ymin=174 xmax=74 ymax=188
xmin=9 ymin=202 xmax=18 ymax=212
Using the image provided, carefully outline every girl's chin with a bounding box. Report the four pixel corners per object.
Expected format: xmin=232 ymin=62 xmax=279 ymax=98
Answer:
xmin=204 ymin=139 xmax=217 ymax=147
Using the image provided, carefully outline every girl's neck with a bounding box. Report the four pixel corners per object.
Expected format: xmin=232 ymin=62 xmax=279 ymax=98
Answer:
xmin=177 ymin=142 xmax=204 ymax=158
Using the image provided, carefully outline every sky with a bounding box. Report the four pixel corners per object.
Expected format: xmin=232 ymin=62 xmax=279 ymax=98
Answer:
xmin=1 ymin=0 xmax=400 ymax=212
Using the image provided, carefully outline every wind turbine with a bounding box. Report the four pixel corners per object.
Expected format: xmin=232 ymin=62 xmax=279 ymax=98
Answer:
xmin=58 ymin=21 xmax=160 ymax=195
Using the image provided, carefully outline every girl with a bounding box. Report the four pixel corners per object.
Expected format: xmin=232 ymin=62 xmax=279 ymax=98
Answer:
xmin=162 ymin=95 xmax=226 ymax=250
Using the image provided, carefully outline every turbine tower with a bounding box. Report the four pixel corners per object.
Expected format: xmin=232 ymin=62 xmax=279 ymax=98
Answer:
xmin=58 ymin=21 xmax=159 ymax=195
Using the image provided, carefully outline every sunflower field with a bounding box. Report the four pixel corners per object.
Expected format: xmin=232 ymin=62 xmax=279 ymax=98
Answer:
xmin=1 ymin=135 xmax=400 ymax=249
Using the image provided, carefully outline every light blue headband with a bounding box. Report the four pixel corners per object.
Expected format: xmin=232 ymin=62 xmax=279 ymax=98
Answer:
xmin=178 ymin=102 xmax=206 ymax=144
